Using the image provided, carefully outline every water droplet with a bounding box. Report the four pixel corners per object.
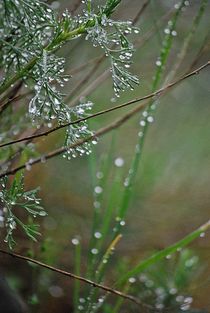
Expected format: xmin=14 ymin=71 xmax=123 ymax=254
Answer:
xmin=184 ymin=297 xmax=193 ymax=304
xmin=169 ymin=287 xmax=177 ymax=295
xmin=124 ymin=177 xmax=129 ymax=187
xmin=93 ymin=201 xmax=100 ymax=209
xmin=128 ymin=277 xmax=136 ymax=283
xmin=98 ymin=297 xmax=104 ymax=303
xmin=142 ymin=111 xmax=148 ymax=117
xmin=96 ymin=172 xmax=103 ymax=179
xmin=176 ymin=295 xmax=184 ymax=303
xmin=114 ymin=157 xmax=124 ymax=167
xmin=78 ymin=305 xmax=84 ymax=311
xmin=147 ymin=116 xmax=154 ymax=123
xmin=94 ymin=232 xmax=102 ymax=239
xmin=72 ymin=238 xmax=80 ymax=245
xmin=164 ymin=28 xmax=170 ymax=34
xmin=156 ymin=304 xmax=164 ymax=310
xmin=156 ymin=60 xmax=162 ymax=67
xmin=94 ymin=186 xmax=103 ymax=194
xmin=181 ymin=304 xmax=190 ymax=311
xmin=48 ymin=285 xmax=63 ymax=298
xmin=91 ymin=248 xmax=98 ymax=255
xmin=140 ymin=120 xmax=146 ymax=127
xmin=39 ymin=211 xmax=47 ymax=216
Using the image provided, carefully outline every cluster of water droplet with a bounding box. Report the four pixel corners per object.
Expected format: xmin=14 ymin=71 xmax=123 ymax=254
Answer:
xmin=0 ymin=176 xmax=46 ymax=248
xmin=29 ymin=51 xmax=70 ymax=121
xmin=83 ymin=4 xmax=139 ymax=97
xmin=129 ymin=250 xmax=199 ymax=312
xmin=63 ymin=100 xmax=95 ymax=159
xmin=126 ymin=272 xmax=195 ymax=311
xmin=0 ymin=0 xmax=55 ymax=78
xmin=0 ymin=179 xmax=16 ymax=236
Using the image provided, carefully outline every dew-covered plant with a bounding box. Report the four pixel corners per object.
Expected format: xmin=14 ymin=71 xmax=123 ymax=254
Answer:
xmin=0 ymin=175 xmax=46 ymax=249
xmin=0 ymin=0 xmax=139 ymax=244
xmin=0 ymin=0 xmax=210 ymax=313
xmin=135 ymin=249 xmax=202 ymax=312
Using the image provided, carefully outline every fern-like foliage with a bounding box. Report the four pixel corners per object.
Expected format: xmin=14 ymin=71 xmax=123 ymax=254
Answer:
xmin=0 ymin=176 xmax=46 ymax=249
xmin=0 ymin=0 xmax=139 ymax=248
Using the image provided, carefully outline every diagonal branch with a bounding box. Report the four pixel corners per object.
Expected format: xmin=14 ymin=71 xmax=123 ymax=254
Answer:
xmin=0 ymin=61 xmax=209 ymax=150
xmin=0 ymin=248 xmax=152 ymax=309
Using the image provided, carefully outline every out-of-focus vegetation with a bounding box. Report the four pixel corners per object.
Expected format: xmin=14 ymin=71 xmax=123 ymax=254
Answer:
xmin=0 ymin=0 xmax=210 ymax=312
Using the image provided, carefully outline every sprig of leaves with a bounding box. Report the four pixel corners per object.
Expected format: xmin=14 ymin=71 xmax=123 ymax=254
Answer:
xmin=0 ymin=175 xmax=47 ymax=249
xmin=85 ymin=6 xmax=139 ymax=96
xmin=64 ymin=100 xmax=94 ymax=159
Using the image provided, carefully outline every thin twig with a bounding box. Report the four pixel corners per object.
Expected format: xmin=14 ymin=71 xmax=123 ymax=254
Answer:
xmin=66 ymin=68 xmax=110 ymax=108
xmin=132 ymin=0 xmax=151 ymax=26
xmin=0 ymin=248 xmax=150 ymax=309
xmin=71 ymin=0 xmax=82 ymax=14
xmin=0 ymin=82 xmax=23 ymax=114
xmin=0 ymin=61 xmax=208 ymax=179
xmin=0 ymin=61 xmax=209 ymax=150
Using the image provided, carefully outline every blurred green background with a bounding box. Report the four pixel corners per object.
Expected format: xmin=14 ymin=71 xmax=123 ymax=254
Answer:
xmin=1 ymin=0 xmax=210 ymax=312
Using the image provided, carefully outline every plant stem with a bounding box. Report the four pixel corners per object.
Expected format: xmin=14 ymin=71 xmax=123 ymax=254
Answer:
xmin=73 ymin=242 xmax=82 ymax=313
xmin=117 ymin=0 xmax=186 ymax=221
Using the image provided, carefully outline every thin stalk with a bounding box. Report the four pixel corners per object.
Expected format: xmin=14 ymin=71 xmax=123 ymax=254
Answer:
xmin=117 ymin=0 xmax=186 ymax=221
xmin=112 ymin=284 xmax=130 ymax=313
xmin=86 ymin=134 xmax=116 ymax=279
xmin=164 ymin=0 xmax=208 ymax=84
xmin=92 ymin=166 xmax=124 ymax=266
xmin=108 ymin=2 xmax=186 ymax=312
xmin=110 ymin=0 xmax=208 ymax=313
xmin=116 ymin=220 xmax=210 ymax=286
xmin=85 ymin=234 xmax=123 ymax=313
xmin=73 ymin=241 xmax=82 ymax=313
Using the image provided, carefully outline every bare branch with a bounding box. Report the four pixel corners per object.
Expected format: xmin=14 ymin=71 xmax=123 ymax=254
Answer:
xmin=71 ymin=0 xmax=82 ymax=14
xmin=0 ymin=82 xmax=23 ymax=114
xmin=0 ymin=61 xmax=209 ymax=150
xmin=0 ymin=248 xmax=153 ymax=309
xmin=132 ymin=0 xmax=151 ymax=26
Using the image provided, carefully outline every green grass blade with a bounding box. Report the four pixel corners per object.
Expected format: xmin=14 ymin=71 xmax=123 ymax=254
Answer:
xmin=117 ymin=0 xmax=187 ymax=222
xmin=73 ymin=240 xmax=81 ymax=313
xmin=116 ymin=220 xmax=210 ymax=286
xmin=87 ymin=134 xmax=116 ymax=279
